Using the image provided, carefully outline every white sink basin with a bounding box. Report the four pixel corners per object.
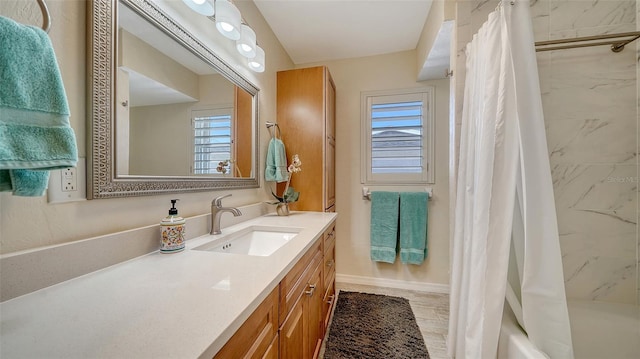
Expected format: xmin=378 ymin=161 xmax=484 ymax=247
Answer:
xmin=193 ymin=225 xmax=301 ymax=256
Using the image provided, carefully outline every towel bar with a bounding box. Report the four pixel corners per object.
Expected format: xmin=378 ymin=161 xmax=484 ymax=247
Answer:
xmin=362 ymin=187 xmax=433 ymax=200
xmin=7 ymin=0 xmax=51 ymax=32
xmin=36 ymin=0 xmax=51 ymax=33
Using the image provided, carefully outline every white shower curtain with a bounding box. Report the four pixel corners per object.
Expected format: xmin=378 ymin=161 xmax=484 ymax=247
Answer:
xmin=447 ymin=1 xmax=574 ymax=358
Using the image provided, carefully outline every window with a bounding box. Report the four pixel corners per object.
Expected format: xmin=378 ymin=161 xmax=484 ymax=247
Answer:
xmin=361 ymin=87 xmax=434 ymax=184
xmin=191 ymin=108 xmax=234 ymax=175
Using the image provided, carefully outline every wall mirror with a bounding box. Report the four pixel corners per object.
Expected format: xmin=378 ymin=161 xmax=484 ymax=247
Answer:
xmin=87 ymin=0 xmax=259 ymax=199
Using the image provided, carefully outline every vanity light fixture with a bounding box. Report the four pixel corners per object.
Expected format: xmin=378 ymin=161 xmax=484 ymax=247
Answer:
xmin=180 ymin=0 xmax=264 ymax=72
xmin=248 ymin=45 xmax=265 ymax=73
xmin=215 ymin=0 xmax=241 ymax=40
xmin=236 ymin=23 xmax=257 ymax=58
xmin=180 ymin=0 xmax=214 ymax=16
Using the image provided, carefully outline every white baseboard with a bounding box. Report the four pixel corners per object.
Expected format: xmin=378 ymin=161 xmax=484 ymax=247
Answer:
xmin=336 ymin=274 xmax=449 ymax=294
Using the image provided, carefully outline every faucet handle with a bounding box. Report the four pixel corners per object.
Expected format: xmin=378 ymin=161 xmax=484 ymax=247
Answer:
xmin=213 ymin=194 xmax=232 ymax=207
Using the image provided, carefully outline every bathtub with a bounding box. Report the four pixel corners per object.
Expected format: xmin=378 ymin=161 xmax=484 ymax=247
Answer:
xmin=498 ymin=300 xmax=640 ymax=359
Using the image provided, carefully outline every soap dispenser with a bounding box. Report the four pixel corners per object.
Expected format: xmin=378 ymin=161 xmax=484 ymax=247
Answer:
xmin=160 ymin=199 xmax=186 ymax=253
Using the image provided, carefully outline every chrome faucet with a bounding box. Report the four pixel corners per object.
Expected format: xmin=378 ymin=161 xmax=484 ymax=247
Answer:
xmin=211 ymin=194 xmax=242 ymax=235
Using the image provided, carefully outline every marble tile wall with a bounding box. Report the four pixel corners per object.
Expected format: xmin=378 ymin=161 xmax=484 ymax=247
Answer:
xmin=453 ymin=0 xmax=639 ymax=304
xmin=636 ymin=0 xmax=639 ymax=304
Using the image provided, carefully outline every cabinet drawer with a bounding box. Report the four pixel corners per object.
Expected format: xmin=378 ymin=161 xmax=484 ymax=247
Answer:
xmin=262 ymin=333 xmax=279 ymax=359
xmin=214 ymin=286 xmax=279 ymax=359
xmin=322 ymin=277 xmax=336 ymax=331
xmin=323 ymin=238 xmax=335 ymax=290
xmin=279 ymin=239 xmax=322 ymax=324
xmin=323 ymin=224 xmax=336 ymax=253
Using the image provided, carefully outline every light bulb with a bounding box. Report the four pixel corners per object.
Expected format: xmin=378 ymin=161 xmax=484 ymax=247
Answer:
xmin=236 ymin=24 xmax=256 ymax=58
xmin=248 ymin=45 xmax=265 ymax=72
xmin=181 ymin=0 xmax=214 ymax=16
xmin=215 ymin=0 xmax=241 ymax=40
xmin=220 ymin=22 xmax=234 ymax=33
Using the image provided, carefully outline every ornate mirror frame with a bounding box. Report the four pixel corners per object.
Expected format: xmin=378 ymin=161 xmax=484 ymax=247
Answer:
xmin=87 ymin=0 xmax=259 ymax=199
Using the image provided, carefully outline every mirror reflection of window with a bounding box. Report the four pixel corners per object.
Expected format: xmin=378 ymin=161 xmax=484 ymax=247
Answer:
xmin=192 ymin=108 xmax=235 ymax=176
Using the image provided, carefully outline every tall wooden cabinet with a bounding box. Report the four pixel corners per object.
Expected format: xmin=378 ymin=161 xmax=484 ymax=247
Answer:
xmin=277 ymin=66 xmax=336 ymax=212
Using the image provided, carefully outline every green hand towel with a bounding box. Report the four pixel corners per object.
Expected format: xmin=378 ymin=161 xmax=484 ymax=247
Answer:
xmin=370 ymin=191 xmax=400 ymax=263
xmin=8 ymin=169 xmax=50 ymax=196
xmin=264 ymin=138 xmax=289 ymax=183
xmin=399 ymin=192 xmax=429 ymax=265
xmin=0 ymin=16 xmax=78 ymax=197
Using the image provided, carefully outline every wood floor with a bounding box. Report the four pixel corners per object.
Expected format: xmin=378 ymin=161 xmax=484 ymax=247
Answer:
xmin=320 ymin=282 xmax=450 ymax=359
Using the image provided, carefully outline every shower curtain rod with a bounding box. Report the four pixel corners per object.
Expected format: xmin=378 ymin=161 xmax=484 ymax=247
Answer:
xmin=535 ymin=31 xmax=640 ymax=52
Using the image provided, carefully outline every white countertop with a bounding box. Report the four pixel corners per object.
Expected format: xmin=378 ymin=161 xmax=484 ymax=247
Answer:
xmin=0 ymin=211 xmax=337 ymax=359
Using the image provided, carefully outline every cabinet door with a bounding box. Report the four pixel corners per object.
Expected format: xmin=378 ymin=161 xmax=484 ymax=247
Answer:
xmin=276 ymin=67 xmax=325 ymax=212
xmin=280 ymin=296 xmax=305 ymax=359
xmin=325 ymin=135 xmax=336 ymax=212
xmin=324 ymin=73 xmax=336 ymax=212
xmin=214 ymin=287 xmax=278 ymax=359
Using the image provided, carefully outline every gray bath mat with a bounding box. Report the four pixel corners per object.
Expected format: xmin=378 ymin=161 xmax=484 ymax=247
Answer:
xmin=324 ymin=291 xmax=430 ymax=359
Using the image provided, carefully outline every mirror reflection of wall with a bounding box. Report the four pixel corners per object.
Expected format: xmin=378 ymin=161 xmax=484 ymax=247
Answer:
xmin=114 ymin=2 xmax=253 ymax=178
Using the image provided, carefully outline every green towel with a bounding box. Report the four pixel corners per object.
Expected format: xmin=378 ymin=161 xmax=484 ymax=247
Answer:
xmin=264 ymin=138 xmax=289 ymax=183
xmin=1 ymin=169 xmax=50 ymax=196
xmin=370 ymin=191 xmax=399 ymax=263
xmin=399 ymin=192 xmax=429 ymax=265
xmin=0 ymin=16 xmax=78 ymax=196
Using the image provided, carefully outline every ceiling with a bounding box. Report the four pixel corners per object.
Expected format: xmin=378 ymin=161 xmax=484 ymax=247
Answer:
xmin=254 ymin=0 xmax=434 ymax=64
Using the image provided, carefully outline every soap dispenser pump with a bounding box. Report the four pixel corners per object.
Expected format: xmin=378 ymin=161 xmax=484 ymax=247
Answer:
xmin=160 ymin=199 xmax=186 ymax=253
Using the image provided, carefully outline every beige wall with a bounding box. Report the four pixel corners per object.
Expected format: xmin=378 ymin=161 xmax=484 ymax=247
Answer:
xmin=128 ymin=74 xmax=234 ymax=176
xmin=0 ymin=0 xmax=293 ymax=254
xmin=129 ymin=103 xmax=192 ymax=176
xmin=120 ymin=29 xmax=199 ymax=100
xmin=301 ymin=51 xmax=450 ymax=288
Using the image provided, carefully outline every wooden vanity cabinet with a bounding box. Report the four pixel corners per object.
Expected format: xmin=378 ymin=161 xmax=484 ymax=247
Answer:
xmin=276 ymin=66 xmax=336 ymax=213
xmin=214 ymin=219 xmax=336 ymax=359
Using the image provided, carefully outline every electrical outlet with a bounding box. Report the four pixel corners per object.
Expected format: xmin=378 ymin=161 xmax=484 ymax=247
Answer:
xmin=48 ymin=157 xmax=86 ymax=203
xmin=61 ymin=167 xmax=77 ymax=192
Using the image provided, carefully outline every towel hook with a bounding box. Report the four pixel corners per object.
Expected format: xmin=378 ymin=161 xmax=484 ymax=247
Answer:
xmin=36 ymin=0 xmax=51 ymax=33
xmin=265 ymin=121 xmax=281 ymax=139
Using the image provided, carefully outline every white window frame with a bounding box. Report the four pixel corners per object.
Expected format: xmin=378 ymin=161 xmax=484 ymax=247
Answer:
xmin=360 ymin=87 xmax=435 ymax=185
xmin=191 ymin=106 xmax=235 ymax=176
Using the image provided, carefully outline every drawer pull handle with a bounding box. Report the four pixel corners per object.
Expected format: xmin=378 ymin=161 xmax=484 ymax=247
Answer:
xmin=326 ymin=294 xmax=335 ymax=306
xmin=305 ymin=284 xmax=317 ymax=297
xmin=326 ymin=260 xmax=334 ymax=268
